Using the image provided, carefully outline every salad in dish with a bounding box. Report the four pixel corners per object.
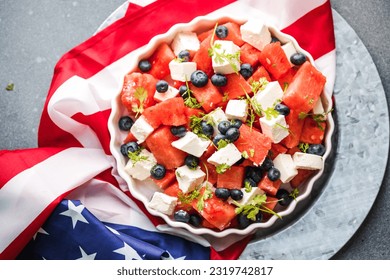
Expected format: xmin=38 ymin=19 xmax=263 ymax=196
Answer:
xmin=114 ymin=18 xmax=331 ymax=232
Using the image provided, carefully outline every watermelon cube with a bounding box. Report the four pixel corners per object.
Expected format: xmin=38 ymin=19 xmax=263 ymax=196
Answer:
xmin=148 ymin=42 xmax=176 ymax=79
xmin=217 ymin=166 xmax=245 ymax=189
xmin=240 ymin=43 xmax=261 ymax=68
xmin=281 ymin=109 xmax=305 ymax=149
xmin=299 ymin=116 xmax=326 ymax=144
xmin=190 ymin=80 xmax=223 ymax=112
xmin=221 ymin=73 xmax=252 ymax=100
xmin=258 ymin=42 xmax=291 ymax=79
xmin=192 ymin=34 xmax=213 ymax=76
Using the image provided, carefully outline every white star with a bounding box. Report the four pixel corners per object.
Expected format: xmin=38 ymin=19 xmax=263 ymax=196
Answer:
xmin=161 ymin=251 xmax=186 ymax=260
xmin=76 ymin=246 xmax=97 ymax=260
xmin=59 ymin=200 xmax=89 ymax=228
xmin=33 ymin=227 xmax=49 ymax=240
xmin=113 ymin=242 xmax=142 ymax=260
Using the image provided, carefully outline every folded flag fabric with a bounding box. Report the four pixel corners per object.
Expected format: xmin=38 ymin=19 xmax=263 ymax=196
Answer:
xmin=0 ymin=0 xmax=336 ymax=260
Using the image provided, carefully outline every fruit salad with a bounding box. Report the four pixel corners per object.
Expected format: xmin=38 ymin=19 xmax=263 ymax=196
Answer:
xmin=116 ymin=18 xmax=331 ymax=231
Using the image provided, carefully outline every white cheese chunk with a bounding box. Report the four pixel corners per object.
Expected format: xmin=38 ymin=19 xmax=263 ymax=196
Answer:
xmin=312 ymin=98 xmax=326 ymax=119
xmin=240 ymin=19 xmax=271 ymax=51
xmin=281 ymin=42 xmax=297 ymax=66
xmin=148 ymin=192 xmax=178 ymax=216
xmin=211 ymin=40 xmax=240 ymax=75
xmin=171 ymin=32 xmax=200 ymax=56
xmin=124 ymin=149 xmax=157 ymax=181
xmin=171 ymin=131 xmax=210 ymax=157
xmin=154 ymin=85 xmax=179 ymax=102
xmin=260 ymin=114 xmax=289 ymax=143
xmin=225 ymin=99 xmax=248 ymax=122
xmin=228 ymin=186 xmax=264 ymax=205
xmin=207 ymin=143 xmax=242 ymax=167
xmin=175 ymin=165 xmax=206 ymax=194
xmin=208 ymin=107 xmax=228 ymax=136
xmin=293 ymin=152 xmax=324 ymax=170
xmin=272 ymin=153 xmax=298 ymax=183
xmin=252 ymin=81 xmax=284 ymax=110
xmin=130 ymin=115 xmax=154 ymax=144
xmin=169 ymin=60 xmax=197 ymax=82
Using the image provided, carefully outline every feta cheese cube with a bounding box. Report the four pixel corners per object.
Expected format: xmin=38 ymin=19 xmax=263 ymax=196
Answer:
xmin=148 ymin=192 xmax=178 ymax=215
xmin=240 ymin=19 xmax=271 ymax=51
xmin=312 ymin=98 xmax=326 ymax=119
xmin=169 ymin=60 xmax=197 ymax=82
xmin=208 ymin=107 xmax=228 ymax=136
xmin=272 ymin=153 xmax=298 ymax=183
xmin=260 ymin=114 xmax=289 ymax=143
xmin=293 ymin=152 xmax=324 ymax=170
xmin=130 ymin=115 xmax=154 ymax=144
xmin=175 ymin=165 xmax=206 ymax=194
xmin=211 ymin=40 xmax=240 ymax=75
xmin=252 ymin=81 xmax=284 ymax=110
xmin=225 ymin=99 xmax=248 ymax=122
xmin=170 ymin=32 xmax=200 ymax=56
xmin=154 ymin=85 xmax=179 ymax=102
xmin=171 ymin=131 xmax=210 ymax=157
xmin=124 ymin=149 xmax=157 ymax=181
xmin=207 ymin=143 xmax=242 ymax=167
xmin=228 ymin=186 xmax=264 ymax=205
xmin=281 ymin=42 xmax=297 ymax=66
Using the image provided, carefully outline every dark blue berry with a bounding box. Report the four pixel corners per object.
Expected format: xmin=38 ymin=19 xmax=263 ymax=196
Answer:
xmin=185 ymin=155 xmax=200 ymax=170
xmin=255 ymin=212 xmax=263 ymax=222
xmin=200 ymin=120 xmax=214 ymax=137
xmin=237 ymin=213 xmax=252 ymax=229
xmin=120 ymin=141 xmax=140 ymax=156
xmin=244 ymin=177 xmax=257 ymax=189
xmin=118 ymin=116 xmax=134 ymax=131
xmin=261 ymin=157 xmax=274 ymax=171
xmin=189 ymin=213 xmax=202 ymax=227
xmin=274 ymin=103 xmax=290 ymax=116
xmin=234 ymin=157 xmax=245 ymax=166
xmin=170 ymin=126 xmax=187 ymax=137
xmin=276 ymin=189 xmax=293 ymax=206
xmin=174 ymin=210 xmax=190 ymax=223
xmin=210 ymin=73 xmax=227 ymax=87
xmin=215 ymin=25 xmax=228 ymax=39
xmin=138 ymin=59 xmax=151 ymax=72
xmin=267 ymin=167 xmax=281 ymax=181
xmin=178 ymin=50 xmax=190 ymax=62
xmin=225 ymin=127 xmax=240 ymax=142
xmin=240 ymin=63 xmax=253 ymax=79
xmin=246 ymin=166 xmax=262 ymax=183
xmin=156 ymin=80 xmax=169 ymax=93
xmin=218 ymin=120 xmax=231 ymax=134
xmin=290 ymin=53 xmax=307 ymax=66
xmin=179 ymin=85 xmax=189 ymax=99
xmin=215 ymin=188 xmax=231 ymax=200
xmin=230 ymin=189 xmax=243 ymax=201
xmin=307 ymin=144 xmax=326 ymax=156
xmin=150 ymin=164 xmax=166 ymax=180
xmin=230 ymin=119 xmax=243 ymax=129
xmin=190 ymin=70 xmax=208 ymax=87
xmin=213 ymin=134 xmax=227 ymax=146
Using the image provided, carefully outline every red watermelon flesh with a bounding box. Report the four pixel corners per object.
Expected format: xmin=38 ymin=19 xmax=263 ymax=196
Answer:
xmin=282 ymin=61 xmax=326 ymax=114
xmin=145 ymin=125 xmax=187 ymax=170
xmin=249 ymin=65 xmax=272 ymax=83
xmin=192 ymin=34 xmax=213 ymax=77
xmin=281 ymin=109 xmax=305 ymax=149
xmin=148 ymin=42 xmax=175 ymax=80
xmin=143 ymin=97 xmax=187 ymax=128
xmin=221 ymin=73 xmax=252 ymax=100
xmin=240 ymin=42 xmax=261 ymax=69
xmin=189 ymin=80 xmax=223 ymax=113
xmin=258 ymin=42 xmax=291 ymax=79
xmin=217 ymin=166 xmax=245 ymax=189
xmin=197 ymin=22 xmax=245 ymax=47
xmin=299 ymin=116 xmax=326 ymax=144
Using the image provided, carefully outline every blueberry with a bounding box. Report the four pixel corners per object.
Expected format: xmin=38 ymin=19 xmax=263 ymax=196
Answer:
xmin=189 ymin=213 xmax=202 ymax=227
xmin=230 ymin=119 xmax=243 ymax=129
xmin=178 ymin=85 xmax=189 ymax=99
xmin=225 ymin=127 xmax=240 ymax=142
xmin=215 ymin=25 xmax=228 ymax=39
xmin=150 ymin=164 xmax=166 ymax=180
xmin=170 ymin=126 xmax=187 ymax=137
xmin=120 ymin=141 xmax=140 ymax=156
xmin=255 ymin=212 xmax=263 ymax=223
xmin=237 ymin=213 xmax=252 ymax=229
xmin=190 ymin=70 xmax=208 ymax=87
xmin=246 ymin=166 xmax=262 ymax=183
xmin=118 ymin=116 xmax=134 ymax=131
xmin=210 ymin=73 xmax=227 ymax=87
xmin=290 ymin=53 xmax=307 ymax=66
xmin=174 ymin=210 xmax=190 ymax=223
xmin=200 ymin=120 xmax=214 ymax=137
xmin=261 ymin=157 xmax=274 ymax=172
xmin=244 ymin=177 xmax=257 ymax=189
xmin=276 ymin=189 xmax=293 ymax=206
xmin=307 ymin=144 xmax=326 ymax=156
xmin=234 ymin=157 xmax=245 ymax=166
xmin=267 ymin=167 xmax=281 ymax=181
xmin=138 ymin=59 xmax=151 ymax=72
xmin=218 ymin=120 xmax=231 ymax=134
xmin=213 ymin=134 xmax=227 ymax=146
xmin=185 ymin=155 xmax=200 ymax=170
xmin=274 ymin=103 xmax=290 ymax=116
xmin=178 ymin=50 xmax=190 ymax=62
xmin=215 ymin=188 xmax=231 ymax=200
xmin=230 ymin=189 xmax=243 ymax=201
xmin=239 ymin=63 xmax=253 ymax=79
xmin=156 ymin=80 xmax=169 ymax=93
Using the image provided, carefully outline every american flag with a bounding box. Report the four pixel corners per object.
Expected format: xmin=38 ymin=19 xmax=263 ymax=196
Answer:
xmin=0 ymin=0 xmax=335 ymax=260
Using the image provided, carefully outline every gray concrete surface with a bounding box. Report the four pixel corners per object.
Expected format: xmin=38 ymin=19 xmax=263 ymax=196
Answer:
xmin=0 ymin=0 xmax=389 ymax=259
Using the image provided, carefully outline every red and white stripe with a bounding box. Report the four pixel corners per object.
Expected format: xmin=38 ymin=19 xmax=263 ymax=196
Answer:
xmin=0 ymin=0 xmax=335 ymax=259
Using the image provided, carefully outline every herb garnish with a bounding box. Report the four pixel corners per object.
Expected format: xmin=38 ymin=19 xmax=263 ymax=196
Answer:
xmin=5 ymin=83 xmax=14 ymax=91
xmin=233 ymin=194 xmax=281 ymax=221
xmin=131 ymin=87 xmax=148 ymax=117
xmin=196 ymin=187 xmax=213 ymax=212
xmin=289 ymin=188 xmax=299 ymax=200
xmin=299 ymin=108 xmax=333 ymax=131
xmin=298 ymin=142 xmax=310 ymax=153
xmin=189 ymin=113 xmax=214 ymax=140
xmin=216 ymin=163 xmax=231 ymax=174
xmin=183 ymin=79 xmax=202 ymax=109
xmin=250 ymin=77 xmax=269 ymax=93
xmin=127 ymin=147 xmax=149 ymax=167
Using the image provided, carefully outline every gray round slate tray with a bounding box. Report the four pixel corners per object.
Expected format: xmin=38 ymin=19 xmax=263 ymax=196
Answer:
xmin=100 ymin=6 xmax=389 ymax=259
